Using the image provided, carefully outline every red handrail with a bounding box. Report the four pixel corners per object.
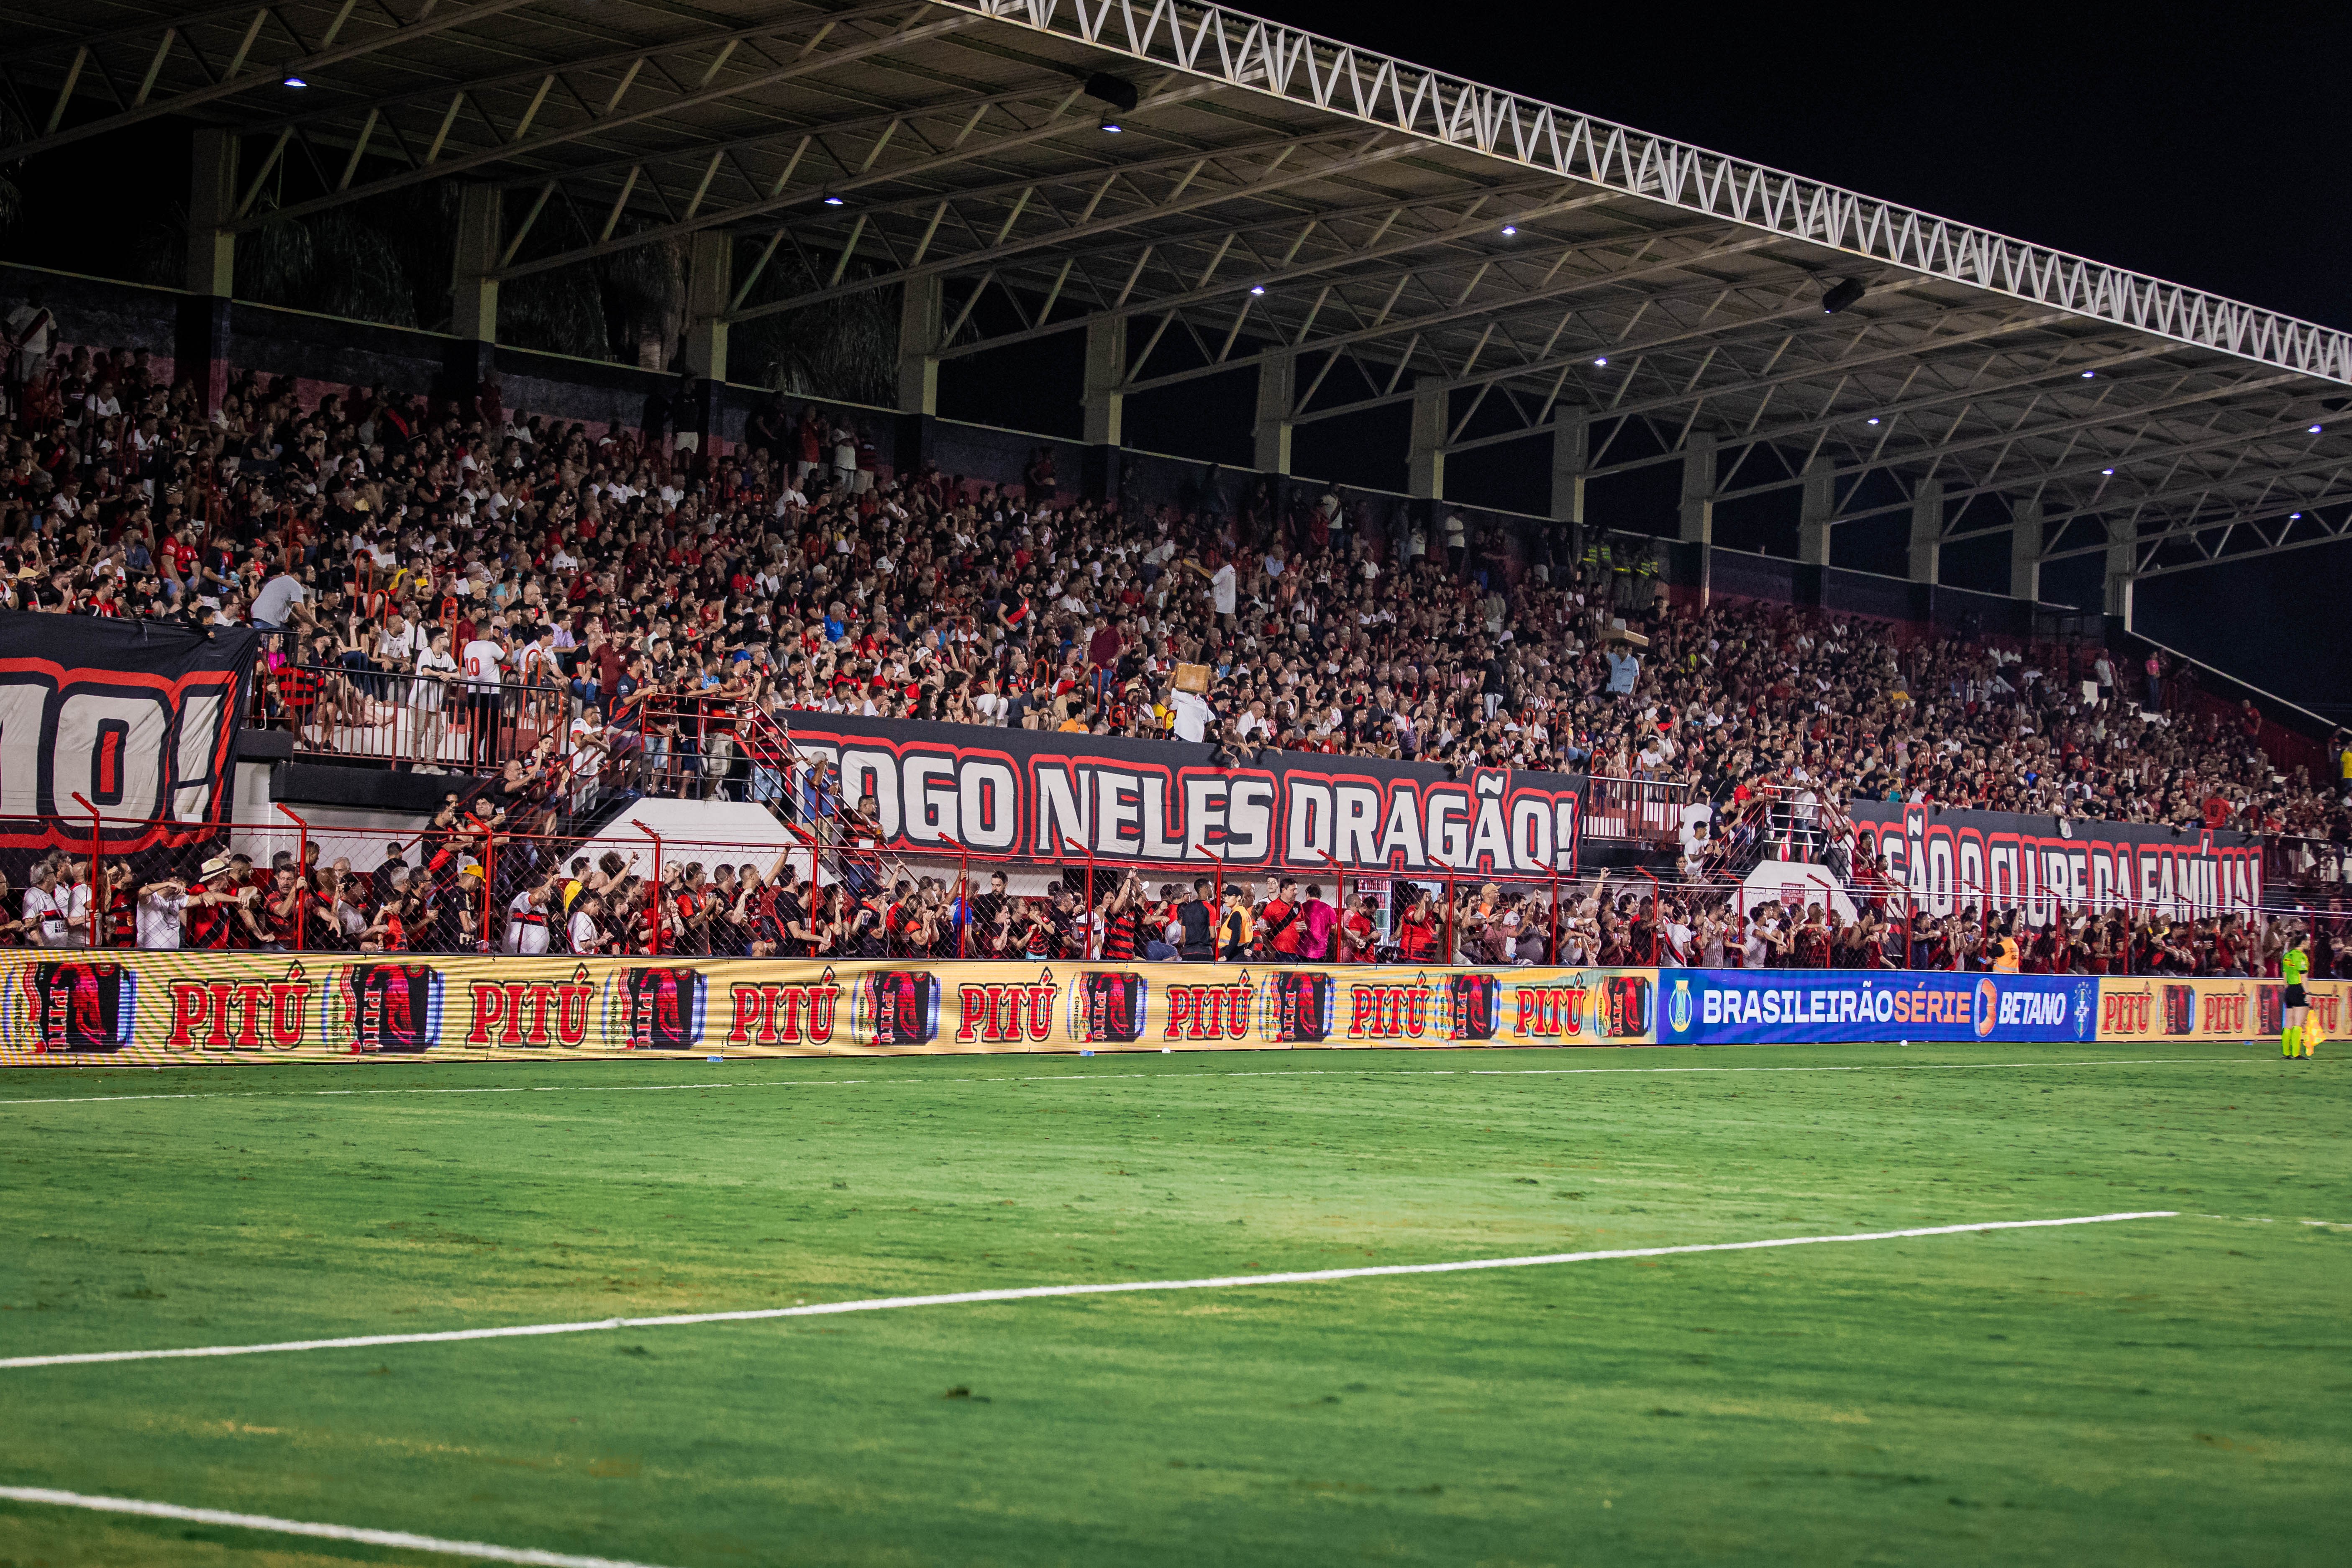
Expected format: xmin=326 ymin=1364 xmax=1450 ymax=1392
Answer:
xmin=635 ymin=822 xmax=664 ymax=955
xmin=70 ymin=792 xmax=102 ymax=947
xmin=277 ymin=804 xmax=313 ymax=952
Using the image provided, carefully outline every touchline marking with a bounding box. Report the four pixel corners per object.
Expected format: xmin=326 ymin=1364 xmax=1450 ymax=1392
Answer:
xmin=0 ymin=1056 xmax=2263 ymax=1108
xmin=0 ymin=1485 xmax=678 ymax=1568
xmin=0 ymin=1212 xmax=2174 ymax=1371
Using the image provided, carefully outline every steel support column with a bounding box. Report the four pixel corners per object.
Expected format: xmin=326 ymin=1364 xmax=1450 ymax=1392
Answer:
xmin=184 ymin=127 xmax=237 ymax=298
xmin=1253 ymin=351 xmax=1296 ymax=476
xmin=2008 ymin=499 xmax=2043 ymax=603
xmin=451 ymin=184 xmax=502 ymax=344
xmin=896 ymin=274 xmax=943 ymax=417
xmin=682 ymin=231 xmax=731 ymax=383
xmin=1908 ymin=480 xmax=1945 ymax=584
xmin=1797 ymin=460 xmax=1834 ymax=565
xmin=2103 ymin=516 xmax=2135 ymax=621
xmin=176 ymin=126 xmax=238 ymax=414
xmin=1082 ymin=316 xmax=1125 ymax=502
xmin=446 ymin=183 xmax=502 ymax=395
xmin=1549 ymin=409 xmax=1588 ymax=525
xmin=1678 ymin=433 xmax=1717 ymax=545
xmin=1407 ymin=379 xmax=1446 ymax=500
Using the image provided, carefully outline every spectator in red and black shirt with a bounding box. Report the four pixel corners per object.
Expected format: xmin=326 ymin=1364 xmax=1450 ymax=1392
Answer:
xmin=1099 ymin=871 xmax=1144 ymax=961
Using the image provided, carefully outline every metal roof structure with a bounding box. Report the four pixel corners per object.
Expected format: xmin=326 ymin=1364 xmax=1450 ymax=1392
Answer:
xmin=7 ymin=0 xmax=2351 ymax=582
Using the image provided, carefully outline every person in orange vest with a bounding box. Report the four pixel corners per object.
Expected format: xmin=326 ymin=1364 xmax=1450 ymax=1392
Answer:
xmin=1990 ymin=915 xmax=2021 ymax=973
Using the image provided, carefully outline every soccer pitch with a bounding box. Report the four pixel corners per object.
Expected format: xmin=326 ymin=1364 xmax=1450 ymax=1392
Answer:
xmin=3 ymin=1043 xmax=2345 ymax=1567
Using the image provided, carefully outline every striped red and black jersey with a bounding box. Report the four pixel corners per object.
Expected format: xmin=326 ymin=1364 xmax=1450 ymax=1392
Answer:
xmin=1102 ymin=907 xmax=1140 ymax=960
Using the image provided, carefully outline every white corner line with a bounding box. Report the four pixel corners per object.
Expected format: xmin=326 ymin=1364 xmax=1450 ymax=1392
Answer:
xmin=0 ymin=1485 xmax=679 ymax=1568
xmin=0 ymin=1212 xmax=2177 ymax=1372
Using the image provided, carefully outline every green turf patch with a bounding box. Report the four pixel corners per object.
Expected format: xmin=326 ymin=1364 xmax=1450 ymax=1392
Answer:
xmin=2 ymin=1042 xmax=2345 ymax=1565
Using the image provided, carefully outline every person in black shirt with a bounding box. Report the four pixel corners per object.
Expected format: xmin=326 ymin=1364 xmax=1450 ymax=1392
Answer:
xmin=768 ymin=877 xmax=808 ymax=957
xmin=967 ymin=871 xmax=1009 ymax=947
xmin=1177 ymin=877 xmax=1216 ymax=962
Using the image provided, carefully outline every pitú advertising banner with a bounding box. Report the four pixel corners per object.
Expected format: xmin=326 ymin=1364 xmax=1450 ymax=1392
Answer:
xmin=1847 ymin=801 xmax=2263 ymax=925
xmin=1657 ymin=969 xmax=2103 ymax=1046
xmin=783 ymin=713 xmax=1583 ymax=880
xmin=0 ymin=952 xmax=1658 ymax=1065
xmin=0 ymin=612 xmax=258 ymax=852
xmin=2090 ymin=975 xmax=2342 ymax=1044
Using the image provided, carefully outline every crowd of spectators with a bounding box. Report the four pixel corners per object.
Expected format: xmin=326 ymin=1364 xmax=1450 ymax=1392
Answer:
xmin=0 ymin=298 xmax=2347 ymax=957
xmin=3 ymin=830 xmax=2341 ymax=984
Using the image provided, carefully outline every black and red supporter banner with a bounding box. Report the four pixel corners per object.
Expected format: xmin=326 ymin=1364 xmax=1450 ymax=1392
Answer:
xmin=783 ymin=713 xmax=1583 ymax=880
xmin=0 ymin=612 xmax=258 ymax=851
xmin=1847 ymin=800 xmax=2263 ymax=923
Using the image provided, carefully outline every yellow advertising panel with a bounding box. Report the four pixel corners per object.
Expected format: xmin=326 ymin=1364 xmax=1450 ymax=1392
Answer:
xmin=2093 ymin=974 xmax=2342 ymax=1044
xmin=0 ymin=952 xmax=1660 ymax=1066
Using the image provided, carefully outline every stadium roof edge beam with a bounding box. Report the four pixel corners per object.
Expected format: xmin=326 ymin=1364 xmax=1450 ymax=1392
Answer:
xmin=6 ymin=0 xmax=2349 ymax=577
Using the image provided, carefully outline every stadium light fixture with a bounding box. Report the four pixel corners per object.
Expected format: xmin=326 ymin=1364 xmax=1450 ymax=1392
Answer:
xmin=1592 ymin=356 xmax=1607 ymax=366
xmin=1821 ymin=277 xmax=1866 ymax=314
xmin=2101 ymin=468 xmax=2115 ymax=475
xmin=822 ymin=194 xmax=845 ymax=206
xmin=2291 ymin=512 xmax=2303 ymax=520
xmin=1099 ymin=117 xmax=1122 ymax=133
xmin=1501 ymin=224 xmax=1517 ymax=236
xmin=1083 ymin=72 xmax=1140 ymax=112
xmin=283 ymin=77 xmax=308 ymax=88
xmin=2309 ymin=424 xmax=2325 ymax=434
xmin=2080 ymin=370 xmax=2096 ymax=378
xmin=1866 ymin=416 xmax=1880 ymax=425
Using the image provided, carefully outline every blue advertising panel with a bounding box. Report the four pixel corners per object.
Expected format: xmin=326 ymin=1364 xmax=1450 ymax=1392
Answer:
xmin=1658 ymin=970 xmax=2100 ymax=1045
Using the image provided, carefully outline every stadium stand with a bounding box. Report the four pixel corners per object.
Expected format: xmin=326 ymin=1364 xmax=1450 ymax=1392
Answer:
xmin=0 ymin=310 xmax=2342 ymax=976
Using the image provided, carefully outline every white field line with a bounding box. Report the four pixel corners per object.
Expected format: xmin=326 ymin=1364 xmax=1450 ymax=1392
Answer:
xmin=0 ymin=1056 xmax=2272 ymax=1108
xmin=0 ymin=1212 xmax=2175 ymax=1372
xmin=0 ymin=1484 xmax=678 ymax=1568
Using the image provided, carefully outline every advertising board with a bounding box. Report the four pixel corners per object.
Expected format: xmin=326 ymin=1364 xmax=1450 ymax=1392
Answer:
xmin=1656 ymin=969 xmax=2101 ymax=1046
xmin=0 ymin=953 xmax=1658 ymax=1065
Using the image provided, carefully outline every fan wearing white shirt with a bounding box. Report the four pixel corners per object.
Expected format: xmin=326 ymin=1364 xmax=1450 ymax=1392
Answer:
xmin=461 ymin=626 xmax=507 ymax=764
xmin=136 ymin=879 xmax=192 ymax=950
xmin=20 ymin=861 xmax=67 ymax=947
xmin=411 ymin=630 xmax=461 ymax=770
xmin=57 ymin=858 xmax=92 ymax=946
xmin=505 ymin=884 xmax=552 ymax=955
xmin=567 ymin=893 xmax=604 ymax=956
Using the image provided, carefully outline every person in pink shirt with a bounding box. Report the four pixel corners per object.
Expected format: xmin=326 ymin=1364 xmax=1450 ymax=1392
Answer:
xmin=1299 ymin=884 xmax=1339 ymax=963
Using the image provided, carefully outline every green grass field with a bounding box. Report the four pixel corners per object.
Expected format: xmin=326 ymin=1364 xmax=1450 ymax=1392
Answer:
xmin=3 ymin=1042 xmax=2347 ymax=1567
